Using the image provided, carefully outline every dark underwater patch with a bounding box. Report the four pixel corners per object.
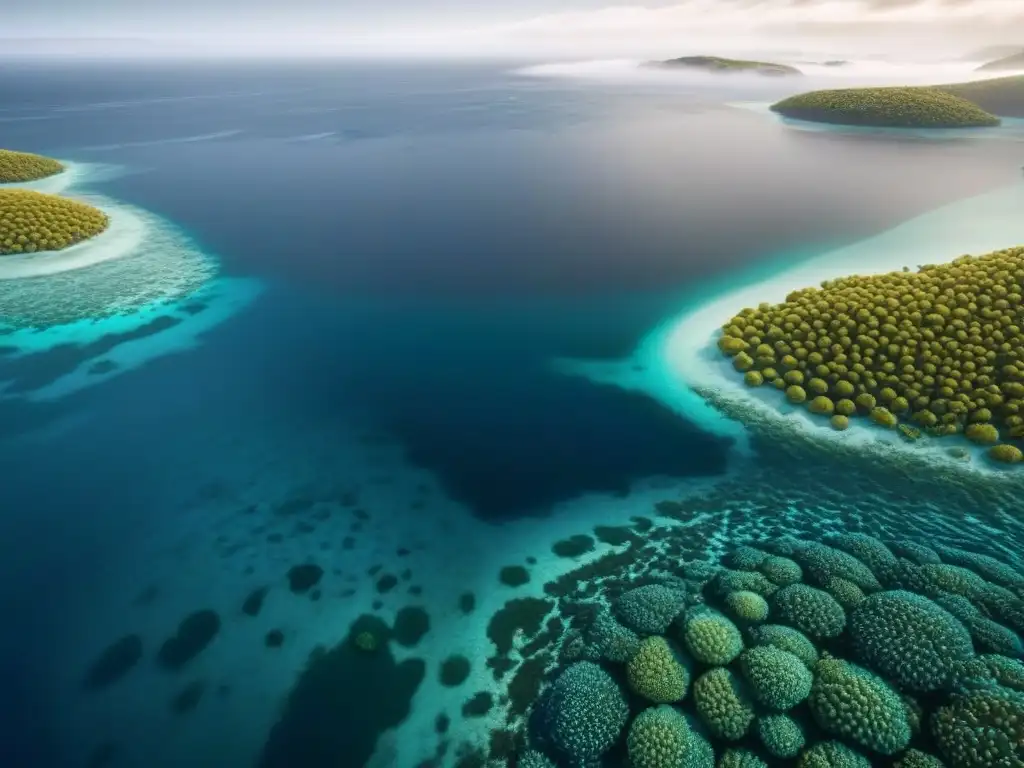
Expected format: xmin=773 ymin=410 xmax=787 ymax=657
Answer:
xmin=265 ymin=629 xmax=285 ymax=648
xmin=393 ymin=606 xmax=430 ymax=647
xmin=170 ymin=680 xmax=205 ymax=714
xmin=287 ymin=563 xmax=323 ymax=594
xmin=499 ymin=565 xmax=529 ymax=587
xmin=256 ymin=614 xmax=425 ymax=768
xmin=439 ymin=655 xmax=471 ymax=687
xmin=0 ymin=315 xmax=181 ymax=395
xmin=242 ymin=586 xmax=269 ymax=616
xmin=82 ymin=634 xmax=143 ymax=691
xmin=552 ymin=534 xmax=595 ymax=558
xmin=157 ymin=610 xmax=220 ymax=670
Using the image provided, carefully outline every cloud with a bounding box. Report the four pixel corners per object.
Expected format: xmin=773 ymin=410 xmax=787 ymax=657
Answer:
xmin=432 ymin=0 xmax=1020 ymax=59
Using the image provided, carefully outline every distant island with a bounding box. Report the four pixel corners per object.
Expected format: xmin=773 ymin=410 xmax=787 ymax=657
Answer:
xmin=937 ymin=75 xmax=1024 ymax=117
xmin=976 ymin=50 xmax=1024 ymax=72
xmin=651 ymin=56 xmax=802 ymax=77
xmin=770 ymin=86 xmax=1000 ymax=128
xmin=0 ymin=148 xmax=65 ymax=184
xmin=716 ymin=247 xmax=1024 ymax=464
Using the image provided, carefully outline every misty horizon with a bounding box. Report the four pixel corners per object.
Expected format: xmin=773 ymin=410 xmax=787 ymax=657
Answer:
xmin=4 ymin=0 xmax=1024 ymax=60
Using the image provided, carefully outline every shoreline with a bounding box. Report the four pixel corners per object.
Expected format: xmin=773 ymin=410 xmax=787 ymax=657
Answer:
xmin=659 ymin=181 xmax=1024 ymax=476
xmin=0 ymin=194 xmax=146 ymax=279
xmin=563 ymin=181 xmax=1024 ymax=480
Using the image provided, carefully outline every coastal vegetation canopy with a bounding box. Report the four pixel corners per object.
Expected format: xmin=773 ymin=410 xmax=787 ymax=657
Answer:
xmin=717 ymin=246 xmax=1024 ymax=463
xmin=0 ymin=148 xmax=65 ymax=184
xmin=0 ymin=189 xmax=109 ymax=256
xmin=770 ymin=87 xmax=1000 ymax=128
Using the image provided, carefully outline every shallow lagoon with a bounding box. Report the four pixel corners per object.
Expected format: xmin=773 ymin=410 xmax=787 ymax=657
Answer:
xmin=0 ymin=58 xmax=1022 ymax=767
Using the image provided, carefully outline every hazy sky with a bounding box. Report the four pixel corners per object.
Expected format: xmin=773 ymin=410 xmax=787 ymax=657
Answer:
xmin=7 ymin=0 xmax=1024 ymax=58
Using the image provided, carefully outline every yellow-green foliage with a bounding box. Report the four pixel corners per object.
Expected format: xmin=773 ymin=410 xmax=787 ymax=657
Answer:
xmin=830 ymin=415 xmax=850 ymax=431
xmin=692 ymin=667 xmax=756 ymax=740
xmin=716 ymin=247 xmax=1024 ymax=456
xmin=0 ymin=189 xmax=108 ymax=255
xmin=809 ymin=396 xmax=834 ymax=415
xmin=0 ymin=149 xmax=64 ymax=183
xmin=990 ymin=443 xmax=1023 ymax=462
xmin=626 ymin=636 xmax=689 ymax=703
xmin=770 ymin=86 xmax=1000 ymax=127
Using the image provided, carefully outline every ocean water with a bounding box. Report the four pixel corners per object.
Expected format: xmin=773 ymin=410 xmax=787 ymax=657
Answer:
xmin=1 ymin=58 xmax=1023 ymax=768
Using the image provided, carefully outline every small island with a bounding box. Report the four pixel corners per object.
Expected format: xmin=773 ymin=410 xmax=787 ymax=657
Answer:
xmin=0 ymin=148 xmax=65 ymax=184
xmin=937 ymin=74 xmax=1024 ymax=117
xmin=0 ymin=189 xmax=109 ymax=255
xmin=769 ymin=86 xmax=1000 ymax=128
xmin=976 ymin=50 xmax=1024 ymax=72
xmin=715 ymin=246 xmax=1024 ymax=465
xmin=652 ymin=56 xmax=802 ymax=77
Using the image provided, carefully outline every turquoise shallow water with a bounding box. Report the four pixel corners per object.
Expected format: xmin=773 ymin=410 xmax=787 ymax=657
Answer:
xmin=0 ymin=59 xmax=1022 ymax=768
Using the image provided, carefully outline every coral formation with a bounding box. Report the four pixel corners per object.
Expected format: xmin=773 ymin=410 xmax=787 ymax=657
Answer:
xmin=771 ymin=584 xmax=847 ymax=639
xmin=770 ymin=86 xmax=1000 ymax=127
xmin=626 ymin=705 xmax=714 ymax=768
xmin=616 ymin=584 xmax=688 ymax=635
xmin=849 ymin=590 xmax=975 ymax=691
xmin=756 ymin=714 xmax=806 ymax=758
xmin=0 ymin=189 xmax=108 ymax=255
xmin=692 ymin=667 xmax=756 ymax=740
xmin=679 ymin=608 xmax=744 ymax=665
xmin=544 ymin=661 xmax=629 ymax=762
xmin=747 ymin=623 xmax=819 ymax=669
xmin=724 ymin=590 xmax=770 ymax=623
xmin=715 ymin=247 xmax=1024 ymax=459
xmin=524 ymin=531 xmax=1024 ymax=768
xmin=740 ymin=645 xmax=813 ymax=710
xmin=0 ymin=148 xmax=64 ymax=183
xmin=931 ymin=684 xmax=1024 ymax=767
xmin=627 ymin=636 xmax=690 ymax=703
xmin=808 ymin=656 xmax=911 ymax=754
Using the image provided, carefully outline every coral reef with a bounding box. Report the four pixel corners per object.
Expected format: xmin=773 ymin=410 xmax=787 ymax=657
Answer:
xmin=544 ymin=661 xmax=629 ymax=763
xmin=715 ymin=246 xmax=1024 ymax=459
xmin=770 ymin=86 xmax=1000 ymax=127
xmin=523 ymin=529 xmax=1024 ymax=767
xmin=0 ymin=189 xmax=108 ymax=255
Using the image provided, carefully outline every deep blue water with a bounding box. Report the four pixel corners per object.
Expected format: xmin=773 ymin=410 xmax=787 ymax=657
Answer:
xmin=0 ymin=58 xmax=1022 ymax=767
